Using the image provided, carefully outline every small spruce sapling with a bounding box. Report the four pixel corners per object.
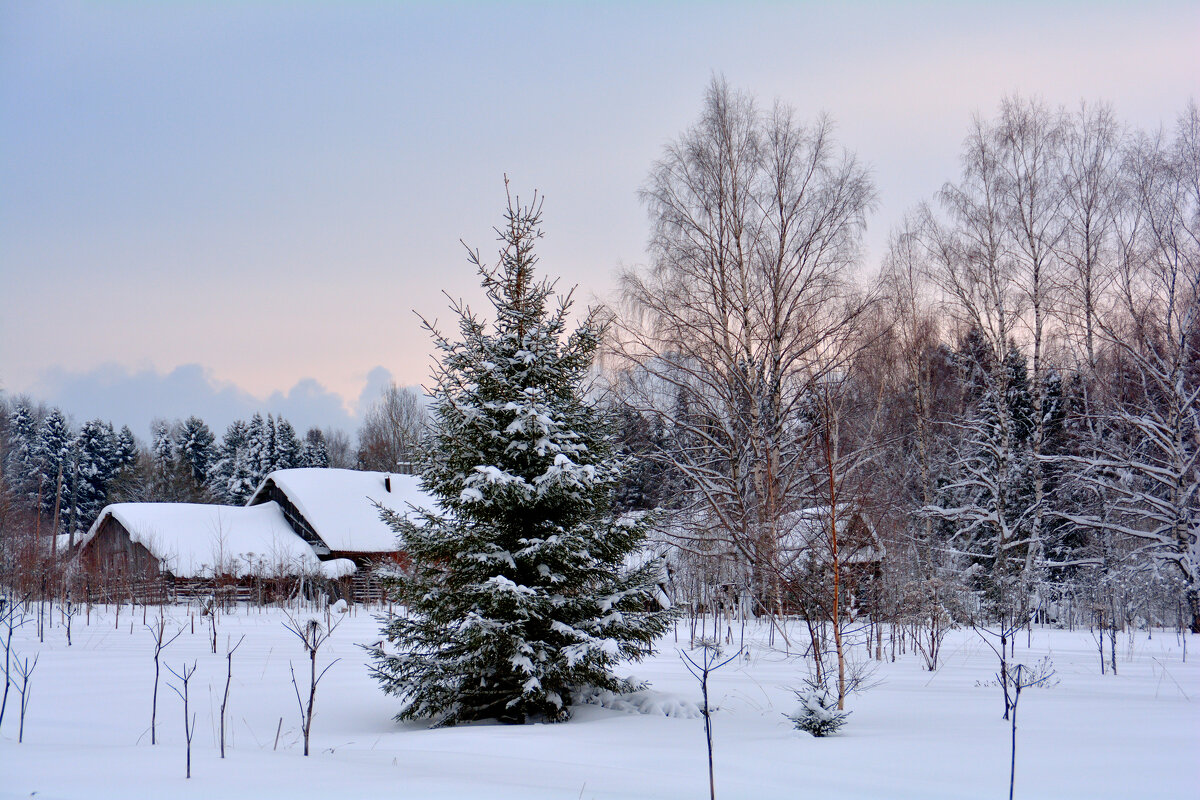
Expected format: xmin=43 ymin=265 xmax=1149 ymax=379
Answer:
xmin=788 ymin=677 xmax=850 ymax=737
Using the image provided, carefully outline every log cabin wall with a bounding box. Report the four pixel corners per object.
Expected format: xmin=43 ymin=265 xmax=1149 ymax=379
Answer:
xmin=79 ymin=516 xmax=161 ymax=580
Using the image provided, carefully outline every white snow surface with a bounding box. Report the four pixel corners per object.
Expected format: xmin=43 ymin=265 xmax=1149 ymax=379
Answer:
xmin=76 ymin=502 xmax=321 ymax=578
xmin=248 ymin=468 xmax=434 ymax=554
xmin=318 ymin=558 xmax=357 ymax=579
xmin=1 ymin=608 xmax=1196 ymax=799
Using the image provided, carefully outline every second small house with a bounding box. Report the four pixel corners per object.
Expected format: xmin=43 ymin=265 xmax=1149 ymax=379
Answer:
xmin=245 ymin=467 xmax=431 ymax=600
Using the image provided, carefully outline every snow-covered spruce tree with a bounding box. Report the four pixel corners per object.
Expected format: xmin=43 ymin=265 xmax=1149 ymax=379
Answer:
xmin=301 ymin=428 xmax=330 ymax=468
xmin=5 ymin=400 xmax=40 ymax=501
xmin=274 ymin=418 xmax=303 ymax=471
xmin=35 ymin=409 xmax=74 ymax=526
xmin=150 ymin=419 xmax=176 ymax=498
xmin=924 ymin=339 xmax=1039 ymax=620
xmin=207 ymin=420 xmax=254 ymax=504
xmin=175 ymin=416 xmax=215 ymax=489
xmin=114 ymin=426 xmax=138 ymax=471
xmin=788 ymin=677 xmax=850 ymax=737
xmin=369 ymin=191 xmax=674 ymax=726
xmin=71 ymin=419 xmax=119 ymax=539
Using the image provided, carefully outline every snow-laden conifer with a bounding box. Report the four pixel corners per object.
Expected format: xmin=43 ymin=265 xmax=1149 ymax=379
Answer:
xmin=72 ymin=419 xmax=119 ymax=535
xmin=35 ymin=409 xmax=74 ymax=523
xmin=262 ymin=414 xmax=279 ymax=474
xmin=114 ymin=426 xmax=138 ymax=470
xmin=6 ymin=400 xmax=40 ymax=501
xmin=243 ymin=414 xmax=267 ymax=479
xmin=207 ymin=420 xmax=251 ymax=504
xmin=175 ymin=416 xmax=215 ymax=487
xmin=924 ymin=343 xmax=1039 ymax=617
xmin=787 ymin=677 xmax=850 ymax=737
xmin=369 ymin=189 xmax=673 ymax=726
xmin=301 ymin=428 xmax=330 ymax=468
xmin=274 ymin=418 xmax=303 ymax=471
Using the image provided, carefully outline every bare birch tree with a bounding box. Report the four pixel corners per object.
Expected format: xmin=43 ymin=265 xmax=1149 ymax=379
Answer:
xmin=1058 ymin=103 xmax=1200 ymax=631
xmin=1058 ymin=101 xmax=1125 ymax=373
xmin=284 ymin=613 xmax=341 ymax=756
xmin=994 ymin=95 xmax=1068 ymax=596
xmin=919 ymin=112 xmax=1032 ymax=623
xmin=357 ymin=384 xmax=428 ymax=473
xmin=1051 ymin=101 xmax=1128 ymax=660
xmin=612 ymin=77 xmax=875 ymax=625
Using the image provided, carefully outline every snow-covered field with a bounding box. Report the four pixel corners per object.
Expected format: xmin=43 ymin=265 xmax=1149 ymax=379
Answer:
xmin=1 ymin=604 xmax=1196 ymax=799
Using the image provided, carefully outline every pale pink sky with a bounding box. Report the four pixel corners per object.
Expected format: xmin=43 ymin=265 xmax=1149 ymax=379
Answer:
xmin=2 ymin=1 xmax=1197 ymax=435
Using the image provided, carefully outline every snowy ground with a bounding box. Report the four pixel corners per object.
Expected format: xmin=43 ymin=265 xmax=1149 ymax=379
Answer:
xmin=1 ymin=603 xmax=1196 ymax=799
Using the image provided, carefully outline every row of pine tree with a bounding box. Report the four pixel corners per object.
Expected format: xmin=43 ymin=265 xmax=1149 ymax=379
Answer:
xmin=0 ymin=403 xmax=333 ymax=538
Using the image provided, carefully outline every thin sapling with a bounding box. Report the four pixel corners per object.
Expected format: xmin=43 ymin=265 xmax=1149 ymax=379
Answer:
xmin=681 ymin=639 xmax=741 ymax=800
xmin=166 ymin=661 xmax=198 ymax=779
xmin=284 ymin=613 xmax=341 ymax=756
xmin=147 ymin=612 xmax=184 ymax=745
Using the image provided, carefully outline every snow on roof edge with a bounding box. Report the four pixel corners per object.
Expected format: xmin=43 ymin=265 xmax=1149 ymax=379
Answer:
xmin=77 ymin=501 xmax=322 ymax=579
xmin=248 ymin=468 xmax=433 ymax=554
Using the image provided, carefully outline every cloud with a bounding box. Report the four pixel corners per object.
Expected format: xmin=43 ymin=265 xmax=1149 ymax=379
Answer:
xmin=263 ymin=378 xmax=361 ymax=437
xmin=354 ymin=366 xmax=396 ymax=418
xmin=350 ymin=366 xmax=432 ymax=418
xmin=24 ymin=363 xmax=362 ymax=440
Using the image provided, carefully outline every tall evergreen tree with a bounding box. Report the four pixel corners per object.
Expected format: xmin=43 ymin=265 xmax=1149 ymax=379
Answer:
xmin=35 ymin=408 xmax=74 ymax=528
xmin=274 ymin=418 xmax=303 ymax=471
xmin=71 ymin=419 xmax=119 ymax=537
xmin=103 ymin=424 xmax=142 ymax=503
xmin=369 ymin=193 xmax=673 ymax=726
xmin=229 ymin=446 xmax=257 ymax=503
xmin=263 ymin=414 xmax=279 ymax=474
xmin=243 ymin=413 xmax=270 ymax=487
xmin=301 ymin=427 xmax=330 ymax=468
xmin=114 ymin=425 xmax=138 ymax=470
xmin=5 ymin=399 xmax=40 ymax=500
xmin=926 ymin=344 xmax=1039 ymax=615
xmin=611 ymin=402 xmax=683 ymax=514
xmin=175 ymin=416 xmax=215 ymax=487
xmin=150 ymin=419 xmax=175 ymax=496
xmin=207 ymin=420 xmax=250 ymax=503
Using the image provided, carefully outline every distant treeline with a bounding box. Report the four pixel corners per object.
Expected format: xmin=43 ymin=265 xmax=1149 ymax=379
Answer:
xmin=0 ymin=380 xmax=431 ymax=539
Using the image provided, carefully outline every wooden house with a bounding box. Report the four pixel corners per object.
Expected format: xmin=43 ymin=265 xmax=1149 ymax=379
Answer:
xmin=74 ymin=501 xmax=322 ymax=602
xmin=245 ymin=468 xmax=434 ymax=600
xmin=776 ymin=505 xmax=885 ymax=614
xmin=648 ymin=505 xmax=885 ymax=618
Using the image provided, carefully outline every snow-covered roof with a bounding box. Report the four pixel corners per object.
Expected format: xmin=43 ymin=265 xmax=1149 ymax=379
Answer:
xmin=248 ymin=468 xmax=435 ymax=554
xmin=79 ymin=501 xmax=321 ymax=578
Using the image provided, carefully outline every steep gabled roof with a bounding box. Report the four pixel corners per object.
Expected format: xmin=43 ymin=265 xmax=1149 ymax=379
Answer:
xmin=778 ymin=506 xmax=884 ymax=567
xmin=78 ymin=501 xmax=320 ymax=578
xmin=246 ymin=468 xmax=434 ymax=555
